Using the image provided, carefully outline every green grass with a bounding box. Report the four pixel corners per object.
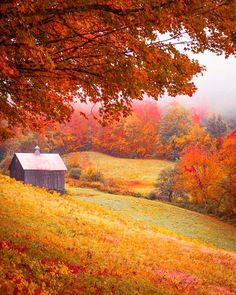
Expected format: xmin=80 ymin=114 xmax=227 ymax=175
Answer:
xmin=64 ymin=151 xmax=174 ymax=195
xmin=68 ymin=186 xmax=236 ymax=252
xmin=1 ymin=175 xmax=236 ymax=294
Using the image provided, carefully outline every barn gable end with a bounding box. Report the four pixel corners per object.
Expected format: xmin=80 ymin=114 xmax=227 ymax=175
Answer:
xmin=9 ymin=155 xmax=25 ymax=182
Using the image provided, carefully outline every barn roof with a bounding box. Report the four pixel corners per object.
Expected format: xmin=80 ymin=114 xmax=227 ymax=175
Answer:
xmin=13 ymin=153 xmax=67 ymax=171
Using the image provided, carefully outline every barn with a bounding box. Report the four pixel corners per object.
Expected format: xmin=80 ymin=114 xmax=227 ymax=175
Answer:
xmin=9 ymin=146 xmax=67 ymax=193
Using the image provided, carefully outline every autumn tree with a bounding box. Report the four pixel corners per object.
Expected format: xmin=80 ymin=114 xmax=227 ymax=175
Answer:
xmin=132 ymin=100 xmax=161 ymax=124
xmin=92 ymin=103 xmax=161 ymax=158
xmin=1 ymin=0 xmax=236 ymax=140
xmin=159 ymin=104 xmax=193 ymax=159
xmin=219 ymin=136 xmax=236 ymax=212
xmin=122 ymin=114 xmax=159 ymax=158
xmin=92 ymin=119 xmax=127 ymax=156
xmin=176 ymin=146 xmax=224 ymax=210
xmin=65 ymin=107 xmax=97 ymax=151
xmin=183 ymin=123 xmax=216 ymax=153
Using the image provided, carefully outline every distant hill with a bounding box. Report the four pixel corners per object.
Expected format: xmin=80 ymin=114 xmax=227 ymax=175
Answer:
xmin=1 ymin=174 xmax=236 ymax=294
xmin=64 ymin=151 xmax=174 ymax=195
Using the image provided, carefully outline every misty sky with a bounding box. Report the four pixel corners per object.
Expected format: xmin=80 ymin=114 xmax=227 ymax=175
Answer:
xmin=160 ymin=52 xmax=236 ymax=116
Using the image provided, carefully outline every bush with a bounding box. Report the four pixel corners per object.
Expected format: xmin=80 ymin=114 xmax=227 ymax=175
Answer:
xmin=68 ymin=167 xmax=82 ymax=180
xmin=80 ymin=167 xmax=105 ymax=183
xmin=148 ymin=191 xmax=170 ymax=201
xmin=147 ymin=191 xmax=159 ymax=200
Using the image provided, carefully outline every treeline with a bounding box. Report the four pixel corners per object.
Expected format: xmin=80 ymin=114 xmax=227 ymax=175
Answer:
xmin=0 ymin=101 xmax=235 ymax=166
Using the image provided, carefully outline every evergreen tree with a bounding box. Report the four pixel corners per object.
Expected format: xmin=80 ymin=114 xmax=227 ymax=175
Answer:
xmin=206 ymin=114 xmax=227 ymax=138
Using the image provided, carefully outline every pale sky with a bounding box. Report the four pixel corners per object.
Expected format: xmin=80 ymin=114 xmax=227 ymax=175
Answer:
xmin=79 ymin=50 xmax=236 ymax=118
xmin=160 ymin=52 xmax=236 ymax=116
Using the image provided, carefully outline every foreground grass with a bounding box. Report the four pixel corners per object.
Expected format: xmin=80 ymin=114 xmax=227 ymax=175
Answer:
xmin=1 ymin=175 xmax=236 ymax=294
xmin=63 ymin=151 xmax=174 ymax=195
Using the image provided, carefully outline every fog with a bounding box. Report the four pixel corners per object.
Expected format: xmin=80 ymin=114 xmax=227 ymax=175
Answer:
xmin=77 ymin=51 xmax=236 ymax=118
xmin=160 ymin=51 xmax=236 ymax=116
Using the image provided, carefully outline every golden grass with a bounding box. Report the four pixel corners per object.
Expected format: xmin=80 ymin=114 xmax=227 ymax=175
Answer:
xmin=68 ymin=186 xmax=236 ymax=252
xmin=1 ymin=174 xmax=236 ymax=294
xmin=64 ymin=151 xmax=174 ymax=195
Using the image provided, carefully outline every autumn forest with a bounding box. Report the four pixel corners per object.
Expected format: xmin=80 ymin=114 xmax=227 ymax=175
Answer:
xmin=1 ymin=1 xmax=236 ymax=294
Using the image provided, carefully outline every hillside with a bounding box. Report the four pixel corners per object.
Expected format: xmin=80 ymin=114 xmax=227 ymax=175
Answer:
xmin=64 ymin=151 xmax=174 ymax=195
xmin=1 ymin=174 xmax=236 ymax=294
xmin=68 ymin=187 xmax=236 ymax=252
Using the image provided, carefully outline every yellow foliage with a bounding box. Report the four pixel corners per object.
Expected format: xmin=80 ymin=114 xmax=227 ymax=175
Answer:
xmin=0 ymin=174 xmax=236 ymax=294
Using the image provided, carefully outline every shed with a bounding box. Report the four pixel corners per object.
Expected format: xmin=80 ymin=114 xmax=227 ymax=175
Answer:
xmin=9 ymin=146 xmax=67 ymax=193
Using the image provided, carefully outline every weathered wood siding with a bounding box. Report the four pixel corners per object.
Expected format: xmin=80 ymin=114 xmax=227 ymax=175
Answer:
xmin=10 ymin=156 xmax=24 ymax=181
xmin=9 ymin=154 xmax=66 ymax=192
xmin=24 ymin=170 xmax=65 ymax=191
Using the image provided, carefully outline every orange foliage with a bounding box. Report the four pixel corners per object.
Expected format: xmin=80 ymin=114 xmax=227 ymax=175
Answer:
xmin=183 ymin=124 xmax=216 ymax=153
xmin=1 ymin=1 xmax=236 ymax=139
xmin=176 ymin=146 xmax=224 ymax=206
xmin=93 ymin=111 xmax=161 ymax=158
xmin=220 ymin=137 xmax=236 ymax=206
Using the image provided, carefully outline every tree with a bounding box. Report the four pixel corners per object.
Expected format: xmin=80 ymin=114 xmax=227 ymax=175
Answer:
xmin=159 ymin=104 xmax=193 ymax=159
xmin=206 ymin=114 xmax=227 ymax=139
xmin=219 ymin=136 xmax=236 ymax=212
xmin=123 ymin=114 xmax=160 ymax=158
xmin=176 ymin=146 xmax=224 ymax=209
xmin=183 ymin=123 xmax=216 ymax=153
xmin=92 ymin=119 xmax=127 ymax=157
xmin=152 ymin=167 xmax=186 ymax=202
xmin=1 ymin=1 xmax=236 ymax=140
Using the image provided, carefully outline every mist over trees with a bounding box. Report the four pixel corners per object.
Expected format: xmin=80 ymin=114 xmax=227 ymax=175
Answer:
xmin=1 ymin=0 xmax=236 ymax=141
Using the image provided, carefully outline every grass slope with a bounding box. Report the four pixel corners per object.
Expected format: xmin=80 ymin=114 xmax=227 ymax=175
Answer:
xmin=64 ymin=151 xmax=174 ymax=195
xmin=1 ymin=175 xmax=236 ymax=294
xmin=68 ymin=187 xmax=236 ymax=252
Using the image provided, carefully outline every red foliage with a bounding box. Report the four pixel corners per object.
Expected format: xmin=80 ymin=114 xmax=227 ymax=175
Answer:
xmin=132 ymin=100 xmax=161 ymax=123
xmin=0 ymin=240 xmax=27 ymax=254
xmin=190 ymin=106 xmax=209 ymax=124
xmin=40 ymin=258 xmax=87 ymax=274
xmin=228 ymin=130 xmax=236 ymax=140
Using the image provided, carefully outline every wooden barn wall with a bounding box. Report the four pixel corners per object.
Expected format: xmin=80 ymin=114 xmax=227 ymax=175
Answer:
xmin=24 ymin=170 xmax=65 ymax=191
xmin=10 ymin=157 xmax=24 ymax=181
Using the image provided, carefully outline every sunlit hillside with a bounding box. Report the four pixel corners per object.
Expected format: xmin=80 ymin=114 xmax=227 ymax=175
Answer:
xmin=68 ymin=187 xmax=236 ymax=252
xmin=1 ymin=174 xmax=236 ymax=294
xmin=64 ymin=151 xmax=174 ymax=195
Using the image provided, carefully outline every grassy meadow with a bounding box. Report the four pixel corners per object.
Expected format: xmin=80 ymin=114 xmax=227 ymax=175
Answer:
xmin=64 ymin=151 xmax=174 ymax=195
xmin=1 ymin=174 xmax=236 ymax=294
xmin=67 ymin=186 xmax=236 ymax=252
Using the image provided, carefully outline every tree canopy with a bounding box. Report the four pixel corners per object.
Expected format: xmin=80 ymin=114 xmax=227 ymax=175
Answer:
xmin=1 ymin=0 xmax=236 ymax=139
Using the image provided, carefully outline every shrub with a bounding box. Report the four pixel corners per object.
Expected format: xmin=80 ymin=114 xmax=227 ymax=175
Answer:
xmin=80 ymin=167 xmax=105 ymax=183
xmin=147 ymin=191 xmax=159 ymax=200
xmin=68 ymin=167 xmax=82 ymax=180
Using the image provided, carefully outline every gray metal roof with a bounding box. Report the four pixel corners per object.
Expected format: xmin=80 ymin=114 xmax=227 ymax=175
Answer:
xmin=13 ymin=153 xmax=67 ymax=171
